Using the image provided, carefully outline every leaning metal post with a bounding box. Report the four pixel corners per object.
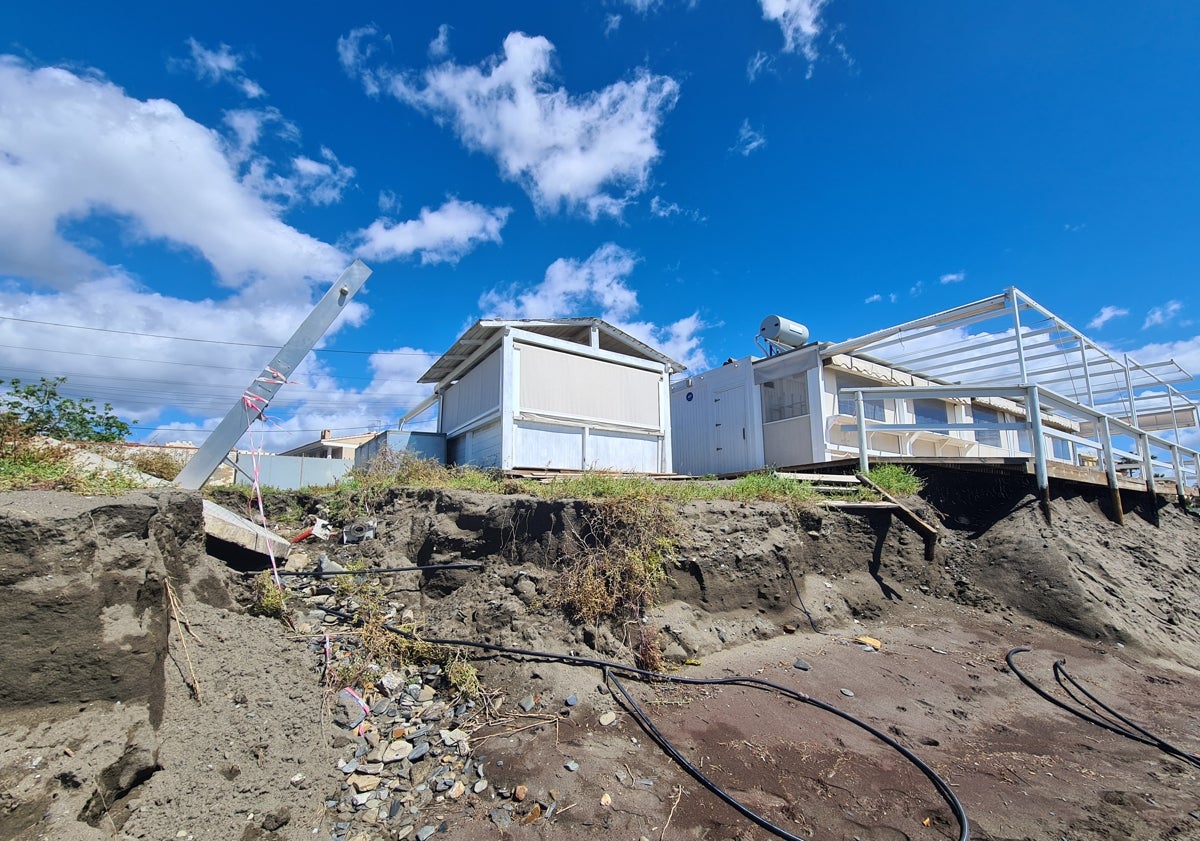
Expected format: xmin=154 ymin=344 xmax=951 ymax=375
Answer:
xmin=175 ymin=260 xmax=373 ymax=490
xmin=1100 ymin=416 xmax=1124 ymax=525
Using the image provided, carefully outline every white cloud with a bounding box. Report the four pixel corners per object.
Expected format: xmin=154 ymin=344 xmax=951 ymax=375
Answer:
xmin=889 ymin=293 xmax=897 ymax=304
xmin=864 ymin=293 xmax=882 ymax=304
xmin=184 ymin=38 xmax=266 ymax=99
xmin=337 ymin=24 xmax=389 ymax=96
xmin=0 ymin=56 xmax=518 ymax=449
xmin=759 ymin=0 xmax=829 ymax=73
xmin=939 ymin=271 xmax=965 ymax=284
xmin=731 ymin=119 xmax=767 ymax=156
xmin=478 ymin=243 xmax=708 ymax=370
xmin=649 ymin=195 xmax=705 ymax=222
xmin=623 ymin=0 xmax=663 ymax=12
xmin=0 ymin=56 xmax=345 ymax=291
xmin=354 ymin=199 xmax=510 ymax=264
xmin=361 ymin=31 xmax=679 ymax=219
xmin=605 ymin=14 xmax=623 ymax=36
xmin=1122 ymin=334 xmax=1200 ymax=393
xmin=1087 ymin=305 xmax=1129 ymax=330
xmin=747 ymin=50 xmax=773 ymax=82
xmin=378 ymin=189 xmax=400 ymax=213
xmin=1144 ymin=300 xmax=1183 ymax=329
xmin=428 ymin=24 xmax=451 ymax=59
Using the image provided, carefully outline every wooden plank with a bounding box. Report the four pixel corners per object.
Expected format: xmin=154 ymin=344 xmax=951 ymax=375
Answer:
xmin=775 ymin=472 xmax=861 ymax=484
xmin=821 ymin=501 xmax=900 ymax=510
xmin=856 ymin=473 xmax=940 ymax=542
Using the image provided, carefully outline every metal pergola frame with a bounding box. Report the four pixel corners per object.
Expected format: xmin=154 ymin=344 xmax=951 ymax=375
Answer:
xmin=824 ymin=287 xmax=1199 ymax=447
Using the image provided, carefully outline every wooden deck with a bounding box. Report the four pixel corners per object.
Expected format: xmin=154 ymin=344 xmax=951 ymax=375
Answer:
xmin=776 ymin=455 xmax=1199 ymax=500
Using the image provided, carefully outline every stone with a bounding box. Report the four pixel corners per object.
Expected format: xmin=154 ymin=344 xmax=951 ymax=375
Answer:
xmin=564 ymin=760 xmax=580 ymax=772
xmin=473 ymin=779 xmax=488 ymax=794
xmin=517 ymin=695 xmax=536 ymax=713
xmin=792 ymin=658 xmax=811 ymax=671
xmin=408 ymin=741 xmax=430 ymax=762
xmin=449 ymin=780 xmax=466 ymax=799
xmin=599 ymin=711 xmax=618 ymax=726
xmin=565 ymin=695 xmax=578 ymax=706
xmin=334 ymin=689 xmax=366 ymax=729
xmin=514 ymin=784 xmax=528 ymax=802
xmin=349 ymin=773 xmax=381 ymax=792
xmin=490 ymin=809 xmax=512 ymax=829
xmin=416 ymin=826 xmax=437 ymax=841
xmin=382 ymin=740 xmax=414 ymax=763
xmin=417 ymin=686 xmax=437 ymax=703
xmin=261 ymin=809 xmax=291 ymax=831
xmin=840 ymin=688 xmax=855 ymax=698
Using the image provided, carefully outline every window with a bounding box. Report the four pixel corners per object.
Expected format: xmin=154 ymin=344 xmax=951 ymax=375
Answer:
xmin=973 ymin=404 xmax=1002 ymax=448
xmin=760 ymin=375 xmax=809 ymax=423
xmin=836 ymin=374 xmax=886 ymax=421
xmin=913 ymin=399 xmax=948 ymax=428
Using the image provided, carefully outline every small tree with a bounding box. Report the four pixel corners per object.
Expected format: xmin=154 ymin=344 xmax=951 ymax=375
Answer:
xmin=2 ymin=377 xmax=134 ymax=442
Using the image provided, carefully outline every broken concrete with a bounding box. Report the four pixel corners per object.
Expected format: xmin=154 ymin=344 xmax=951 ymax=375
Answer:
xmin=202 ymin=498 xmax=291 ymax=560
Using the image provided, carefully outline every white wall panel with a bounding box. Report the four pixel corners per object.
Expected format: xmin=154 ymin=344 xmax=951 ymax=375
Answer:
xmin=517 ymin=344 xmax=661 ymax=429
xmin=442 ymin=349 xmax=501 ymax=433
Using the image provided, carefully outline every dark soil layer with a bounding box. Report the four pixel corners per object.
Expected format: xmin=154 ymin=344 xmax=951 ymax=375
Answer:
xmin=1 ymin=475 xmax=1198 ymax=841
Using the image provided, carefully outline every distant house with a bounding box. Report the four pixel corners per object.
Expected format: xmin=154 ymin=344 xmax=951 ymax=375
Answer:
xmin=671 ymin=288 xmax=1199 ymax=499
xmin=279 ymin=430 xmax=377 ymax=460
xmin=404 ymin=318 xmax=684 ymax=473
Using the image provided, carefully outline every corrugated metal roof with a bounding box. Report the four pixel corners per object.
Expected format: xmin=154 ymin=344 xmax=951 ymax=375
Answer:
xmin=419 ymin=318 xmax=685 ymax=384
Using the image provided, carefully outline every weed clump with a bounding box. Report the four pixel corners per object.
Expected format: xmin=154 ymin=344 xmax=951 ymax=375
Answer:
xmin=248 ymin=571 xmax=288 ymax=618
xmin=325 ymin=451 xmax=503 ymax=522
xmin=127 ymin=448 xmax=187 ymax=480
xmin=865 ymin=464 xmax=925 ymax=496
xmin=543 ymin=495 xmax=676 ymax=671
xmin=328 ymin=583 xmax=483 ymax=700
xmin=0 ymin=419 xmax=143 ymax=493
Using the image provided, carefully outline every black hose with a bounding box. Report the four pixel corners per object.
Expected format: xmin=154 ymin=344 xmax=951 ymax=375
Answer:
xmin=782 ymin=556 xmax=827 ymax=636
xmin=1006 ymin=648 xmax=1199 ymax=769
xmin=321 ymin=606 xmax=970 ymax=841
xmin=247 ymin=562 xmax=485 ymax=577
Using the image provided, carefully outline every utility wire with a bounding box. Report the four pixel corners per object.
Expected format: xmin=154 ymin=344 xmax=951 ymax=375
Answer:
xmin=0 ymin=314 xmax=432 ymax=356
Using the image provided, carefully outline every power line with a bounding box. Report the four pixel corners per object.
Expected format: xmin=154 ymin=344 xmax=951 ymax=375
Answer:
xmin=0 ymin=314 xmax=434 ymax=356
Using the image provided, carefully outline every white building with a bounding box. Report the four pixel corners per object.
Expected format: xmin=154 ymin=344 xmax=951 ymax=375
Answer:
xmin=671 ymin=289 xmax=1199 ymax=499
xmin=405 ymin=319 xmax=684 ymax=473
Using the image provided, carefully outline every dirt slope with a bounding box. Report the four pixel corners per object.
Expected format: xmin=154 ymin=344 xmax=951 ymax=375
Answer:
xmin=1 ymin=475 xmax=1198 ymax=841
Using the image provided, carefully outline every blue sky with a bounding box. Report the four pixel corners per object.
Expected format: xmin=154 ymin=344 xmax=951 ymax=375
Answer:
xmin=1 ymin=1 xmax=1197 ymax=449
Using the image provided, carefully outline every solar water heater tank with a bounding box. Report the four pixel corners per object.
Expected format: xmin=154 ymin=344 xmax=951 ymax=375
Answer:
xmin=758 ymin=315 xmax=809 ymax=348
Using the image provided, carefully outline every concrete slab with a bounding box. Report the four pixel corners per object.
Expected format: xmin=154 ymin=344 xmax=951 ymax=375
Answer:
xmin=202 ymin=499 xmax=291 ymax=559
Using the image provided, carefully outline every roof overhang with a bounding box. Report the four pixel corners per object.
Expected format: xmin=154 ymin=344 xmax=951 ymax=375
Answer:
xmin=419 ymin=318 xmax=686 ymax=385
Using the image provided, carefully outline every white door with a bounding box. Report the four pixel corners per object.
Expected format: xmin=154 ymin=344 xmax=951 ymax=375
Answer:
xmin=713 ymin=385 xmax=748 ymax=474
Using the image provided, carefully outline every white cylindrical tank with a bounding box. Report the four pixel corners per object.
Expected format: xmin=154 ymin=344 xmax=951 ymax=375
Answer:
xmin=758 ymin=315 xmax=809 ymax=348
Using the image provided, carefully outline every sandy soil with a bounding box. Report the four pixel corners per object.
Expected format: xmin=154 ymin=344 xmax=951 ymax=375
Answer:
xmin=2 ymin=475 xmax=1198 ymax=841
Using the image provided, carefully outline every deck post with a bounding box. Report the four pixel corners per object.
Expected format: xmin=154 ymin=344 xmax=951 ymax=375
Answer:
xmin=1027 ymin=386 xmax=1050 ymax=520
xmin=1171 ymin=444 xmax=1187 ymax=500
xmin=1100 ymin=416 xmax=1124 ymax=525
xmin=1139 ymin=432 xmax=1159 ymax=525
xmin=855 ymin=390 xmax=870 ymax=473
